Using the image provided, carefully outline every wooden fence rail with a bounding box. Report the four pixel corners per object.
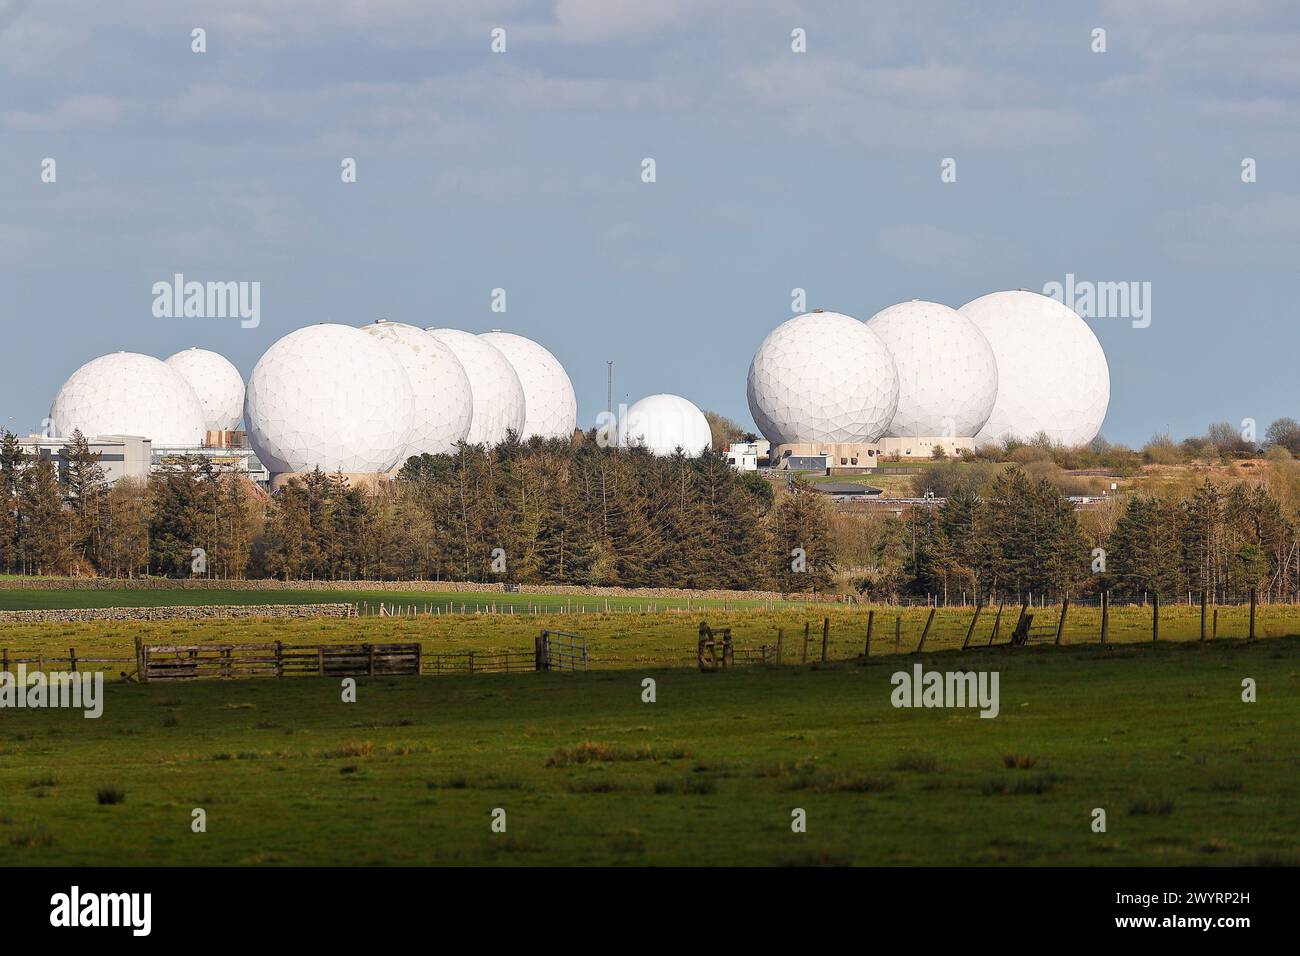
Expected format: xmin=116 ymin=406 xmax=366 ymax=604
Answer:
xmin=706 ymin=588 xmax=1271 ymax=668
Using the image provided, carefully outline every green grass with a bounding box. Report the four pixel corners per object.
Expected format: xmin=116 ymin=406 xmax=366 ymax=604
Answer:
xmin=0 ymin=635 xmax=1296 ymax=865
xmin=0 ymin=587 xmax=779 ymax=614
xmin=0 ymin=601 xmax=1294 ymax=668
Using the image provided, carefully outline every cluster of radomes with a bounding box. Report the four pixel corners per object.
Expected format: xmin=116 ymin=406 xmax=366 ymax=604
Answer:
xmin=49 ymin=348 xmax=244 ymax=447
xmin=242 ymin=323 xmax=577 ymax=474
xmin=48 ymin=324 xmax=578 ymax=476
xmin=746 ymin=290 xmax=1110 ymax=448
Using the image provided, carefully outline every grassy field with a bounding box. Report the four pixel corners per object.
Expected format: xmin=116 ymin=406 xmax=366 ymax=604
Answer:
xmin=0 ymin=635 xmax=1295 ymax=866
xmin=0 ymin=600 xmax=1295 ymax=667
xmin=0 ymin=587 xmax=780 ymax=614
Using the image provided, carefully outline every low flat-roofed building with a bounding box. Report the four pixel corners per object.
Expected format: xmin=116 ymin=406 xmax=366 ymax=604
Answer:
xmin=877 ymin=436 xmax=975 ymax=459
xmin=19 ymin=434 xmax=152 ymax=484
xmin=772 ymin=442 xmax=881 ymax=475
xmin=724 ymin=439 xmax=770 ymax=471
xmin=151 ymin=444 xmax=270 ymax=488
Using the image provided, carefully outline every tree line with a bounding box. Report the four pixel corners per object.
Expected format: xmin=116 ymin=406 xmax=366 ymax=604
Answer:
xmin=12 ymin=427 xmax=1295 ymax=601
xmin=865 ymin=466 xmax=1300 ymax=604
xmin=0 ymin=430 xmax=835 ymax=591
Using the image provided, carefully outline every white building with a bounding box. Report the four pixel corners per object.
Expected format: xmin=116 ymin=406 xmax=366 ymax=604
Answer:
xmin=151 ymin=439 xmax=270 ymax=488
xmin=724 ymin=440 xmax=770 ymax=471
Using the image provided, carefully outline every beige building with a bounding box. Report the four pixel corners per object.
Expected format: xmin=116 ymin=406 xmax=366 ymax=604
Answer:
xmin=771 ymin=436 xmax=976 ymax=474
xmin=877 ymin=436 xmax=975 ymax=459
xmin=771 ymin=442 xmax=881 ymax=474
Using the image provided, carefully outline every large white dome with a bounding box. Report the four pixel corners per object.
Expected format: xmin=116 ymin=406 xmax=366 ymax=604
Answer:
xmin=746 ymin=310 xmax=899 ymax=445
xmin=360 ymin=320 xmax=472 ymax=461
xmin=478 ymin=331 xmax=577 ymax=441
xmin=866 ymin=300 xmax=998 ymax=438
xmin=164 ymin=347 xmax=245 ymax=433
xmin=960 ymin=290 xmax=1110 ymax=447
xmin=244 ymin=324 xmax=415 ymax=474
xmin=425 ymin=328 xmax=526 ymax=446
xmin=624 ymin=393 xmax=713 ymax=456
xmin=50 ymin=352 xmax=206 ymax=446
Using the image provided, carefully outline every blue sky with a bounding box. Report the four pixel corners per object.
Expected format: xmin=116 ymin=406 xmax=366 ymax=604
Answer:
xmin=2 ymin=0 xmax=1298 ymax=446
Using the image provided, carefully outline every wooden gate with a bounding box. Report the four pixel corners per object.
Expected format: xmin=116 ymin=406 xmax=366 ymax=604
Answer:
xmin=535 ymin=630 xmax=588 ymax=671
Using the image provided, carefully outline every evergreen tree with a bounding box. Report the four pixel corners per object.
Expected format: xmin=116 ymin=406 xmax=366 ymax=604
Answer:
xmin=771 ymin=482 xmax=833 ymax=592
xmin=18 ymin=455 xmax=67 ymax=574
xmin=0 ymin=431 xmax=25 ymax=572
xmin=1106 ymin=496 xmax=1183 ymax=599
xmin=62 ymin=430 xmax=108 ymax=571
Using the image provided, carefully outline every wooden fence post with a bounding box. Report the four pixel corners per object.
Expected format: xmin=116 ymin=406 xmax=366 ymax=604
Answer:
xmin=864 ymin=611 xmax=874 ymax=657
xmin=915 ymin=607 xmax=936 ymax=653
xmin=1 ymin=647 xmax=8 ymax=674
xmin=895 ymin=616 xmax=901 ymax=654
xmin=1249 ymin=588 xmax=1257 ymax=641
xmin=988 ymin=603 xmax=1004 ymax=646
xmin=1152 ymin=593 xmax=1160 ymax=642
xmin=1200 ymin=589 xmax=1207 ymax=641
xmin=367 ymin=643 xmax=375 ymax=676
xmin=1100 ymin=590 xmax=1109 ymax=645
xmin=68 ymin=647 xmax=77 ymax=673
xmin=535 ymin=632 xmax=548 ymax=671
xmin=776 ymin=628 xmax=784 ymax=665
xmin=276 ymin=641 xmax=284 ymax=678
xmin=820 ymin=617 xmax=829 ymax=663
xmin=802 ymin=622 xmax=809 ymax=664
xmin=135 ymin=635 xmax=147 ymax=683
xmin=1213 ymin=607 xmax=1219 ymax=640
xmin=961 ymin=605 xmax=982 ymax=650
xmin=317 ymin=646 xmax=325 ymax=675
xmin=1054 ymin=596 xmax=1070 ymax=646
xmin=1012 ymin=601 xmax=1029 ymax=643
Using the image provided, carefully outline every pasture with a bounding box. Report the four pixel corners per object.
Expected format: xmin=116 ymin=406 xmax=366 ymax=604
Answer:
xmin=0 ymin=629 xmax=1296 ymax=866
xmin=0 ymin=586 xmax=777 ymax=615
xmin=1 ymin=598 xmax=1296 ymax=668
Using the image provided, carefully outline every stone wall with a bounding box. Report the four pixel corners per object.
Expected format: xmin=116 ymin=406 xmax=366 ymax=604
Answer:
xmin=0 ymin=603 xmax=358 ymax=624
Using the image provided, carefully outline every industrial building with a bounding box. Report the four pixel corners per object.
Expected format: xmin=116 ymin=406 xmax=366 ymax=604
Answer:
xmin=18 ymin=434 xmax=153 ymax=484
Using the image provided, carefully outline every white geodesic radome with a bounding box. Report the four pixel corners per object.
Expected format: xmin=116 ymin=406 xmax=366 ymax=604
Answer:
xmin=359 ymin=320 xmax=473 ymax=460
xmin=164 ymin=347 xmax=246 ymax=433
xmin=424 ymin=328 xmax=526 ymax=446
xmin=959 ymin=290 xmax=1111 ymax=447
xmin=623 ymin=393 xmax=713 ymax=456
xmin=746 ymin=311 xmax=899 ymax=445
xmin=243 ymin=323 xmax=415 ymax=474
xmin=865 ymin=300 xmax=998 ymax=439
xmin=50 ymin=352 xmax=206 ymax=446
xmin=478 ymin=331 xmax=577 ymax=441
